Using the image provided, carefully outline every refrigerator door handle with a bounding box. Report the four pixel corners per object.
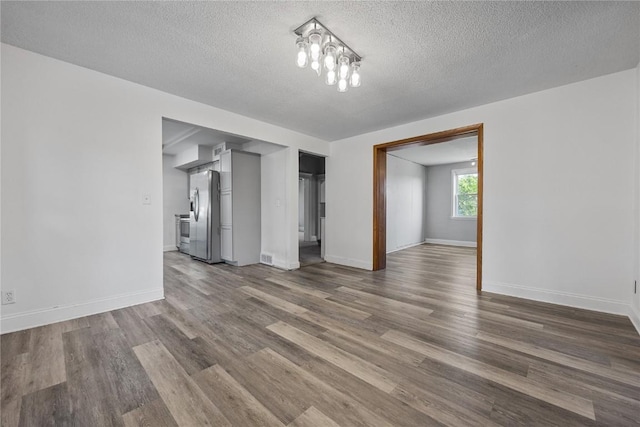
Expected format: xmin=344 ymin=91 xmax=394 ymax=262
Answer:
xmin=194 ymin=188 xmax=200 ymax=222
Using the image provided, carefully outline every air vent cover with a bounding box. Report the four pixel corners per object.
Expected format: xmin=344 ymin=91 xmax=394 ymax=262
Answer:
xmin=260 ymin=253 xmax=273 ymax=265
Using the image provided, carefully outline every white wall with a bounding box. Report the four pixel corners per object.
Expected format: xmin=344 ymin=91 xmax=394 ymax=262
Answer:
xmin=261 ymin=147 xmax=301 ymax=270
xmin=386 ymin=155 xmax=426 ymax=253
xmin=424 ymin=161 xmax=477 ymax=245
xmin=162 ymin=154 xmax=189 ymax=251
xmin=633 ymin=59 xmax=640 ymax=332
xmin=298 ymin=179 xmax=305 ymax=231
xmin=1 ymin=44 xmax=327 ymax=332
xmin=327 ymin=69 xmax=636 ymax=316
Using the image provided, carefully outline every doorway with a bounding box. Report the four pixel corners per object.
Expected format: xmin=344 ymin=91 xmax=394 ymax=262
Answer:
xmin=299 ymin=152 xmax=326 ymax=267
xmin=373 ymin=124 xmax=484 ymax=290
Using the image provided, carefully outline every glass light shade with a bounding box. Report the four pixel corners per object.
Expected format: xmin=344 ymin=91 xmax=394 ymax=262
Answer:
xmin=295 ymin=37 xmax=308 ymax=68
xmin=349 ymin=62 xmax=361 ymax=87
xmin=310 ymin=59 xmax=321 ymax=76
xmin=338 ymin=55 xmax=350 ymax=80
xmin=337 ymin=78 xmax=348 ymax=92
xmin=323 ymin=43 xmax=337 ymax=71
xmin=325 ymin=69 xmax=337 ymax=85
xmin=308 ymin=30 xmax=322 ymax=61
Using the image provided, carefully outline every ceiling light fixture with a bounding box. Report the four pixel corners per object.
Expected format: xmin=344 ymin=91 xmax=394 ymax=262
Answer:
xmin=294 ymin=18 xmax=362 ymax=92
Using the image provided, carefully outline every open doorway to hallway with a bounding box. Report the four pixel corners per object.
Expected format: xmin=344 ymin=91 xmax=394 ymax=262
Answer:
xmin=373 ymin=124 xmax=483 ymax=290
xmin=298 ymin=152 xmax=326 ymax=267
xmin=386 ymin=135 xmax=479 ymax=289
xmin=387 ymin=136 xmax=478 ymax=251
xmin=160 ymin=117 xmax=287 ymax=293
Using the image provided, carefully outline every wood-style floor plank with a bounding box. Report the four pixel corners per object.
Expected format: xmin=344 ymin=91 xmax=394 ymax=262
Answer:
xmin=121 ymin=398 xmax=178 ymax=427
xmin=18 ymin=382 xmax=72 ymax=427
xmin=1 ymin=353 xmax=28 ymax=427
xmin=23 ymin=324 xmax=66 ymax=394
xmin=287 ymin=406 xmax=340 ymax=427
xmin=390 ymin=381 xmax=501 ymax=427
xmin=265 ymin=277 xmax=333 ymax=299
xmin=382 ymin=328 xmax=596 ymax=420
xmin=2 ymin=244 xmax=639 ymax=426
xmin=248 ymin=347 xmax=396 ymax=427
xmin=111 ymin=306 xmax=157 ymax=347
xmin=239 ymin=286 xmax=309 ymax=315
xmin=193 ymin=364 xmax=285 ymax=427
xmin=298 ymin=309 xmax=426 ymax=366
xmin=476 ymin=330 xmax=640 ymax=388
xmin=142 ymin=314 xmax=217 ymax=375
xmin=92 ymin=329 xmax=160 ymax=414
xmin=62 ymin=328 xmax=124 ymax=426
xmin=133 ymin=340 xmax=231 ymax=427
xmin=267 ymin=321 xmax=398 ymax=393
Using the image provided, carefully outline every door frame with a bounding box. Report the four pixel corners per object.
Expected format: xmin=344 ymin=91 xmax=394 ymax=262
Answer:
xmin=372 ymin=123 xmax=484 ymax=291
xmin=299 ymin=172 xmax=314 ymax=242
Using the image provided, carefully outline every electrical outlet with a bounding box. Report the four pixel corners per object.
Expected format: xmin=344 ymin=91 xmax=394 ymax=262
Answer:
xmin=2 ymin=290 xmax=16 ymax=305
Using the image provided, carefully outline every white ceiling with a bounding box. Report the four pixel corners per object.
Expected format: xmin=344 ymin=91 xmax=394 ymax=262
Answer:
xmin=2 ymin=2 xmax=638 ymax=141
xmin=162 ymin=118 xmax=284 ymax=157
xmin=390 ymin=136 xmax=477 ymax=167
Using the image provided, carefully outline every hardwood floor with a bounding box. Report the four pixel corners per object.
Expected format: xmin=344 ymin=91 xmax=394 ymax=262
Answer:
xmin=2 ymin=244 xmax=640 ymax=426
xmin=299 ymin=241 xmax=323 ymax=267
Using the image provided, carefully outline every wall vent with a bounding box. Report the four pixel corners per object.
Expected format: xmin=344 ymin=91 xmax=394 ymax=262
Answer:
xmin=260 ymin=253 xmax=274 ymax=266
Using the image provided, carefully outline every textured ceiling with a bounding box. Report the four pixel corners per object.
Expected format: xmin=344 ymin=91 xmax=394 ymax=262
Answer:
xmin=390 ymin=136 xmax=477 ymax=167
xmin=2 ymin=2 xmax=638 ymax=141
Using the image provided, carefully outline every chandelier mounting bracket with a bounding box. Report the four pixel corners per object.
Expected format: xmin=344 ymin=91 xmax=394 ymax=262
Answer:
xmin=293 ymin=17 xmax=362 ymax=63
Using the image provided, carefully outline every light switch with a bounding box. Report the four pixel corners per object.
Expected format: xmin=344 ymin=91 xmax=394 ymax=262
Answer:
xmin=276 ymin=199 xmax=281 ymax=207
xmin=143 ymin=194 xmax=151 ymax=205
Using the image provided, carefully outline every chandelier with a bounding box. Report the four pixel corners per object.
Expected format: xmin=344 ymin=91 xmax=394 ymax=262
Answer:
xmin=293 ymin=18 xmax=362 ymax=92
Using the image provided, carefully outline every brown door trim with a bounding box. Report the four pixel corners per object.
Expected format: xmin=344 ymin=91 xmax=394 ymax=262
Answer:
xmin=373 ymin=123 xmax=484 ymax=291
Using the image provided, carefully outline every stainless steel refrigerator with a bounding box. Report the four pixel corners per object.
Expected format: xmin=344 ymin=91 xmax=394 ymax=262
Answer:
xmin=189 ymin=170 xmax=222 ymax=263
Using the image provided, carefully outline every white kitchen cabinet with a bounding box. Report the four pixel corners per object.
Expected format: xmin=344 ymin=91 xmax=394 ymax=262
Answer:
xmin=220 ymin=150 xmax=232 ymax=192
xmin=221 ymin=226 xmax=233 ymax=261
xmin=219 ymin=150 xmax=261 ymax=266
xmin=220 ymin=192 xmax=233 ymax=225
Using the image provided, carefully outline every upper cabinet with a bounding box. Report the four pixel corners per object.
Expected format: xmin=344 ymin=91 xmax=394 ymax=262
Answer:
xmin=220 ymin=150 xmax=232 ymax=192
xmin=219 ymin=150 xmax=261 ymax=266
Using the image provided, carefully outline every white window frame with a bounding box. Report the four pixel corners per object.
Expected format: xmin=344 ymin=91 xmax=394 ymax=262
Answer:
xmin=451 ymin=168 xmax=478 ymax=219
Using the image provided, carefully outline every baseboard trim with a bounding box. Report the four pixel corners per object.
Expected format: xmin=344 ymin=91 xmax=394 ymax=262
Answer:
xmin=270 ymin=261 xmax=285 ymax=270
xmin=324 ymin=255 xmax=372 ymax=271
xmin=267 ymin=257 xmax=300 ymax=271
xmin=483 ymin=281 xmax=630 ymax=317
xmin=386 ymin=241 xmax=425 ymax=254
xmin=629 ymin=304 xmax=640 ymax=335
xmin=163 ymin=245 xmax=178 ymax=252
xmin=288 ymin=261 xmax=301 ymax=270
xmin=0 ymin=288 xmax=164 ymax=334
xmin=424 ymin=238 xmax=477 ymax=248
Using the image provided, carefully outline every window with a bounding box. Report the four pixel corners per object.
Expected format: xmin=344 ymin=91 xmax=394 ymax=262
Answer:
xmin=452 ymin=168 xmax=478 ymax=218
